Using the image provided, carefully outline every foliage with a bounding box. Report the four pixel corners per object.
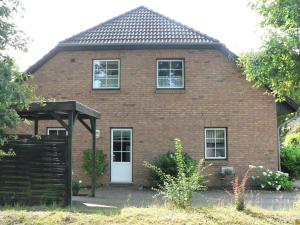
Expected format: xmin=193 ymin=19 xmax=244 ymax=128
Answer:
xmin=281 ymin=144 xmax=300 ymax=179
xmin=295 ymin=196 xmax=300 ymax=210
xmin=0 ymin=0 xmax=35 ymax=158
xmin=283 ymin=132 xmax=300 ymax=147
xmin=144 ymin=139 xmax=208 ymax=209
xmin=238 ymin=0 xmax=300 ymax=102
xmin=250 ymin=165 xmax=293 ymax=190
xmin=150 ymin=151 xmax=197 ymax=187
xmin=72 ymin=178 xmax=83 ymax=196
xmin=226 ymin=168 xmax=251 ymax=211
xmin=83 ymin=149 xmax=107 ymax=180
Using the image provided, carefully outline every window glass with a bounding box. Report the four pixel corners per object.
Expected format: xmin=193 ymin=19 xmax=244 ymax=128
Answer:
xmin=93 ymin=60 xmax=119 ymax=89
xmin=205 ymin=128 xmax=226 ymax=159
xmin=112 ymin=129 xmax=132 ymax=162
xmin=157 ymin=60 xmax=184 ymax=88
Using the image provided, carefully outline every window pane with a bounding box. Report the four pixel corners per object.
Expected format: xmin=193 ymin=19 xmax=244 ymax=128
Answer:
xmin=122 ymin=152 xmax=130 ymax=162
xmin=206 ymin=130 xmax=215 ymax=139
xmin=122 ymin=131 xmax=131 ymax=141
xmin=113 ymin=130 xmax=121 ymax=140
xmin=216 ymin=130 xmax=225 ymax=138
xmin=206 ymin=148 xmax=215 ymax=157
xmin=107 ymin=70 xmax=118 ymax=76
xmin=48 ymin=130 xmax=57 ymax=136
xmin=122 ymin=141 xmax=131 ymax=152
xmin=216 ymin=138 xmax=225 ymax=148
xmin=158 ymin=61 xmax=170 ymax=69
xmin=171 ymin=61 xmax=182 ymax=69
xmin=94 ymin=61 xmax=106 ymax=70
xmin=107 ymin=79 xmax=118 ymax=87
xmin=158 ymin=78 xmax=170 ymax=87
xmin=170 ymin=78 xmax=182 ymax=87
xmin=171 ymin=70 xmax=182 ymax=77
xmin=113 ymin=152 xmax=121 ymax=162
xmin=158 ymin=70 xmax=169 ymax=77
xmin=216 ymin=148 xmax=225 ymax=157
xmin=107 ymin=61 xmax=118 ymax=69
xmin=94 ymin=70 xmax=106 ymax=78
xmin=58 ymin=130 xmax=66 ymax=137
xmin=113 ymin=142 xmax=121 ymax=152
xmin=206 ymin=141 xmax=215 ymax=148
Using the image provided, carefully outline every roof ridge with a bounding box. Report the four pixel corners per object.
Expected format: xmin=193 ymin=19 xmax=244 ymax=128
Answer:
xmin=59 ymin=6 xmax=146 ymax=45
xmin=141 ymin=6 xmax=220 ymax=43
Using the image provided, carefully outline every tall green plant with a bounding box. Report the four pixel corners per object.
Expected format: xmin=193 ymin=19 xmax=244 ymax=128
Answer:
xmin=144 ymin=139 xmax=208 ymax=209
xmin=83 ymin=149 xmax=107 ymax=182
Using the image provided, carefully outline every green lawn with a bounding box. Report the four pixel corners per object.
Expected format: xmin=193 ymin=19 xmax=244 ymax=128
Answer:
xmin=0 ymin=205 xmax=299 ymax=225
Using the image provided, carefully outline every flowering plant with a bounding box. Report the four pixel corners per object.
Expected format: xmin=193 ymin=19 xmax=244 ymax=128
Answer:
xmin=72 ymin=178 xmax=83 ymax=196
xmin=249 ymin=165 xmax=293 ymax=191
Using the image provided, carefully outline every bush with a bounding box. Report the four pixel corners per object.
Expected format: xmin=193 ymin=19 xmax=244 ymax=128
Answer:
xmin=281 ymin=144 xmax=300 ymax=179
xmin=83 ymin=149 xmax=107 ymax=181
xmin=284 ymin=132 xmax=300 ymax=147
xmin=150 ymin=151 xmax=197 ymax=187
xmin=144 ymin=139 xmax=208 ymax=209
xmin=72 ymin=178 xmax=82 ymax=196
xmin=250 ymin=165 xmax=293 ymax=191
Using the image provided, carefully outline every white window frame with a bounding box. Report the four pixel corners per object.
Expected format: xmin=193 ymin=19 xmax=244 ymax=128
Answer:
xmin=205 ymin=128 xmax=227 ymax=160
xmin=156 ymin=59 xmax=184 ymax=89
xmin=47 ymin=127 xmax=68 ymax=136
xmin=92 ymin=59 xmax=120 ymax=89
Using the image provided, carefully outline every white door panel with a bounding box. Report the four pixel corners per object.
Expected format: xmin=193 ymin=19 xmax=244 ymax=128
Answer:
xmin=111 ymin=129 xmax=132 ymax=183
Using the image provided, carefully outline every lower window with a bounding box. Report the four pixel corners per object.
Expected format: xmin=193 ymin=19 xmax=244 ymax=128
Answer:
xmin=47 ymin=128 xmax=68 ymax=137
xmin=205 ymin=128 xmax=227 ymax=159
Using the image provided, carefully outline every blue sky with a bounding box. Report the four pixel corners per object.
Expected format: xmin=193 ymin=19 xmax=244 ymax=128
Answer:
xmin=14 ymin=0 xmax=262 ymax=70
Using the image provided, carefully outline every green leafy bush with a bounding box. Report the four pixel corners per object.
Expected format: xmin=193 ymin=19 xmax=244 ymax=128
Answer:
xmin=144 ymin=139 xmax=208 ymax=209
xmin=281 ymin=145 xmax=300 ymax=179
xmin=72 ymin=178 xmax=82 ymax=196
xmin=284 ymin=132 xmax=300 ymax=147
xmin=150 ymin=151 xmax=197 ymax=187
xmin=83 ymin=149 xmax=107 ymax=180
xmin=250 ymin=165 xmax=293 ymax=191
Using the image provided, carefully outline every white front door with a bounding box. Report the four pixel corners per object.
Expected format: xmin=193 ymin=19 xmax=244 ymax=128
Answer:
xmin=111 ymin=128 xmax=132 ymax=183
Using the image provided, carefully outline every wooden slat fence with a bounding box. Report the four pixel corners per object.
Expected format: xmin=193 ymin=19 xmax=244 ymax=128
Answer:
xmin=0 ymin=135 xmax=68 ymax=206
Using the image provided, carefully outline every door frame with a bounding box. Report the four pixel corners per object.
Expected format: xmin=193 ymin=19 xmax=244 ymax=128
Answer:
xmin=110 ymin=127 xmax=133 ymax=183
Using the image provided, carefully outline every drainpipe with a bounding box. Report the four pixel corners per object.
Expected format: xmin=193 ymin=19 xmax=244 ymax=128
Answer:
xmin=277 ymin=113 xmax=298 ymax=171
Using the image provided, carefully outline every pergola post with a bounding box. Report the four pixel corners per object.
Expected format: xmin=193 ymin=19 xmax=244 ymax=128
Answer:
xmin=34 ymin=119 xmax=38 ymax=135
xmin=67 ymin=111 xmax=74 ymax=207
xmin=91 ymin=118 xmax=96 ymax=197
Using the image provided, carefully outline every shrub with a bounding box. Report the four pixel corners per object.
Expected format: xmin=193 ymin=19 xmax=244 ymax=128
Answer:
xmin=250 ymin=165 xmax=293 ymax=191
xmin=281 ymin=144 xmax=300 ymax=179
xmin=83 ymin=149 xmax=107 ymax=182
xmin=295 ymin=196 xmax=300 ymax=210
xmin=72 ymin=178 xmax=82 ymax=196
xmin=144 ymin=138 xmax=209 ymax=209
xmin=284 ymin=132 xmax=300 ymax=147
xmin=150 ymin=151 xmax=197 ymax=187
xmin=226 ymin=168 xmax=251 ymax=211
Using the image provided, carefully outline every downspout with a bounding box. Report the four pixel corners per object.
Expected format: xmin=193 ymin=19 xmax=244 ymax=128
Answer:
xmin=277 ymin=113 xmax=299 ymax=171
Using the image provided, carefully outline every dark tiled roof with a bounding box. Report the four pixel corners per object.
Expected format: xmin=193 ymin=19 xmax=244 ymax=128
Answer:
xmin=59 ymin=6 xmax=219 ymax=47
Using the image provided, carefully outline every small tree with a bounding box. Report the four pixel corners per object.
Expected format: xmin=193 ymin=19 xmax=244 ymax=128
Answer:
xmin=83 ymin=148 xmax=107 ymax=184
xmin=144 ymin=138 xmax=209 ymax=209
xmin=0 ymin=0 xmax=35 ymax=158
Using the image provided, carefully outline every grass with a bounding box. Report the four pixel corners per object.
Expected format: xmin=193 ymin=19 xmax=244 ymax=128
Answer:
xmin=0 ymin=205 xmax=299 ymax=225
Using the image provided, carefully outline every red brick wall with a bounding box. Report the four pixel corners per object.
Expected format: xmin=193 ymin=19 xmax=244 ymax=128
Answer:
xmin=23 ymin=49 xmax=278 ymax=186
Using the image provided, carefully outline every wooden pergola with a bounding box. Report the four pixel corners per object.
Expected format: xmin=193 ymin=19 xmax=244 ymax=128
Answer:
xmin=17 ymin=101 xmax=100 ymax=206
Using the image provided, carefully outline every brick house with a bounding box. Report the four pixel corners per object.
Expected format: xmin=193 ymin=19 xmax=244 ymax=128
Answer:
xmin=25 ymin=6 xmax=298 ymax=186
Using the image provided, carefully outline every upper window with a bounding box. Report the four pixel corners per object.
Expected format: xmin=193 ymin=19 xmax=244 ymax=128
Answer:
xmin=205 ymin=128 xmax=227 ymax=160
xmin=93 ymin=60 xmax=120 ymax=89
xmin=47 ymin=128 xmax=68 ymax=137
xmin=157 ymin=59 xmax=184 ymax=89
